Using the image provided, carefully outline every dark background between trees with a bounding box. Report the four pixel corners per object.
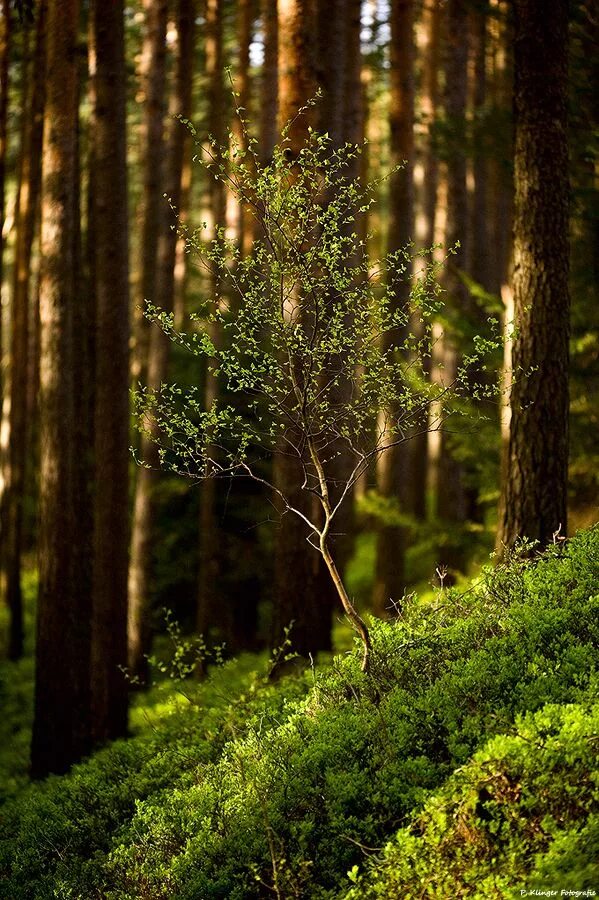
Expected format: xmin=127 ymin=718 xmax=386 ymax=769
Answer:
xmin=0 ymin=0 xmax=596 ymax=777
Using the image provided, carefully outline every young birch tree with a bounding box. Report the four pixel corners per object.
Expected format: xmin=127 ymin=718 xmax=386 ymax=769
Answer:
xmin=135 ymin=124 xmax=499 ymax=672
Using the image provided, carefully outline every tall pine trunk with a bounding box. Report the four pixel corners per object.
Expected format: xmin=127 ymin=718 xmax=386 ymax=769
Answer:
xmin=373 ymin=0 xmax=414 ymax=615
xmin=127 ymin=0 xmax=168 ymax=675
xmin=131 ymin=0 xmax=168 ymax=384
xmin=129 ymin=0 xmax=196 ymax=680
xmin=497 ymin=0 xmax=569 ymax=550
xmin=197 ymin=0 xmax=227 ymax=651
xmin=272 ymin=0 xmax=328 ymax=657
xmin=2 ymin=0 xmax=46 ymax=661
xmin=90 ymin=0 xmax=130 ymax=742
xmin=30 ymin=0 xmax=92 ymax=777
xmin=434 ymin=0 xmax=469 ymax=578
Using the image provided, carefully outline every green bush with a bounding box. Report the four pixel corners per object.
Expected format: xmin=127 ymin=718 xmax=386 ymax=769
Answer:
xmin=1 ymin=526 xmax=597 ymax=899
xmin=348 ymin=702 xmax=599 ymax=898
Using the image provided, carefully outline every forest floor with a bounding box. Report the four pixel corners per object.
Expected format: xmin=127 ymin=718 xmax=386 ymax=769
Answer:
xmin=1 ymin=526 xmax=598 ymax=898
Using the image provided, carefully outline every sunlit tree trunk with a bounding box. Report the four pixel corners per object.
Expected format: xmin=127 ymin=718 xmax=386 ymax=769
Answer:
xmin=197 ymin=0 xmax=228 ymax=649
xmin=131 ymin=0 xmax=168 ymax=384
xmin=0 ymin=0 xmax=9 ymax=322
xmin=129 ymin=0 xmax=196 ymax=680
xmin=233 ymin=0 xmax=254 ymax=255
xmin=90 ymin=0 xmax=130 ymax=741
xmin=497 ymin=0 xmax=569 ymax=550
xmin=31 ymin=0 xmax=92 ymax=778
xmin=373 ymin=0 xmax=414 ymax=615
xmin=434 ymin=0 xmax=469 ymax=578
xmin=259 ymin=0 xmax=278 ymax=164
xmin=411 ymin=0 xmax=440 ymax=522
xmin=2 ymin=0 xmax=46 ymax=661
xmin=272 ymin=0 xmax=328 ymax=656
xmin=468 ymin=3 xmax=490 ymax=292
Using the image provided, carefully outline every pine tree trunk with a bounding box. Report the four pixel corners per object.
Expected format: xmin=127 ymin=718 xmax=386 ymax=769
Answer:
xmin=129 ymin=0 xmax=195 ymax=680
xmin=259 ymin=0 xmax=278 ymax=164
xmin=131 ymin=0 xmax=168 ymax=384
xmin=0 ymin=0 xmax=9 ymax=315
xmin=90 ymin=0 xmax=130 ymax=742
xmin=197 ymin=0 xmax=228 ymax=651
xmin=31 ymin=0 xmax=92 ymax=778
xmin=410 ymin=0 xmax=441 ymax=522
xmin=2 ymin=0 xmax=46 ymax=661
xmin=373 ymin=0 xmax=414 ymax=615
xmin=272 ymin=0 xmax=329 ymax=656
xmin=497 ymin=0 xmax=569 ymax=550
xmin=434 ymin=0 xmax=469 ymax=578
xmin=234 ymin=0 xmax=253 ymax=255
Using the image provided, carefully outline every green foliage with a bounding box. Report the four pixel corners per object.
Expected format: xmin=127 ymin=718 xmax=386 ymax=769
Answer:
xmin=1 ymin=527 xmax=597 ymax=899
xmin=348 ymin=702 xmax=599 ymax=898
xmin=135 ymin=123 xmax=501 ymax=542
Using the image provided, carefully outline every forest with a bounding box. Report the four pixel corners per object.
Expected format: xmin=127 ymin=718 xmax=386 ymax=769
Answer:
xmin=0 ymin=0 xmax=597 ymax=896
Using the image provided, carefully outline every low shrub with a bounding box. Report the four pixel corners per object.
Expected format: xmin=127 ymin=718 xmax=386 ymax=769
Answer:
xmin=348 ymin=701 xmax=599 ymax=898
xmin=0 ymin=526 xmax=597 ymax=899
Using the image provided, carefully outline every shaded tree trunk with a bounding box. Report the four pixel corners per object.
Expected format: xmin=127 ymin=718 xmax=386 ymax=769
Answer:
xmin=2 ymin=0 xmax=46 ymax=661
xmin=129 ymin=0 xmax=196 ymax=680
xmin=0 ymin=0 xmax=9 ymax=317
xmin=90 ymin=0 xmax=130 ymax=742
xmin=373 ymin=0 xmax=414 ymax=615
xmin=30 ymin=0 xmax=92 ymax=778
xmin=497 ymin=0 xmax=569 ymax=550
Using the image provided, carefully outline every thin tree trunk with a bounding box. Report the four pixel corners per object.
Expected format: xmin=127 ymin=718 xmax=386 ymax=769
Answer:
xmin=373 ymin=0 xmax=414 ymax=615
xmin=129 ymin=0 xmax=196 ymax=680
xmin=468 ymin=3 xmax=490 ymax=292
xmin=497 ymin=0 xmax=569 ymax=550
xmin=2 ymin=0 xmax=46 ymax=661
xmin=272 ymin=0 xmax=328 ymax=657
xmin=411 ymin=0 xmax=441 ymax=522
xmin=259 ymin=0 xmax=278 ymax=164
xmin=131 ymin=0 xmax=168 ymax=384
xmin=434 ymin=0 xmax=469 ymax=578
xmin=31 ymin=0 xmax=92 ymax=778
xmin=0 ymin=0 xmax=9 ymax=319
xmin=234 ymin=0 xmax=254 ymax=255
xmin=90 ymin=0 xmax=130 ymax=742
xmin=197 ymin=0 xmax=228 ymax=651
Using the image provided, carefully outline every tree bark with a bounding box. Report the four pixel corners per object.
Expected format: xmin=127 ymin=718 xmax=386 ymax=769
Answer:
xmin=272 ymin=0 xmax=330 ymax=657
xmin=373 ymin=0 xmax=414 ymax=615
xmin=197 ymin=0 xmax=228 ymax=651
xmin=131 ymin=0 xmax=168 ymax=384
xmin=129 ymin=0 xmax=195 ymax=680
xmin=90 ymin=0 xmax=130 ymax=742
xmin=259 ymin=0 xmax=278 ymax=164
xmin=497 ymin=0 xmax=569 ymax=551
xmin=434 ymin=0 xmax=469 ymax=577
xmin=233 ymin=0 xmax=254 ymax=255
xmin=30 ymin=0 xmax=92 ymax=777
xmin=0 ymin=0 xmax=9 ymax=316
xmin=2 ymin=0 xmax=46 ymax=661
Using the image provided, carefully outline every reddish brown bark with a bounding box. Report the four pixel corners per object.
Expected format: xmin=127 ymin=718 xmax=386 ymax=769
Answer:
xmin=2 ymin=0 xmax=46 ymax=661
xmin=90 ymin=0 xmax=130 ymax=742
xmin=129 ymin=0 xmax=196 ymax=680
xmin=31 ymin=0 xmax=91 ymax=778
xmin=497 ymin=0 xmax=570 ymax=550
xmin=373 ymin=0 xmax=414 ymax=614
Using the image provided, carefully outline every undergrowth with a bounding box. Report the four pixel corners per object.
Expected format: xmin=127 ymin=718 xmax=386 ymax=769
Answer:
xmin=0 ymin=525 xmax=597 ymax=899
